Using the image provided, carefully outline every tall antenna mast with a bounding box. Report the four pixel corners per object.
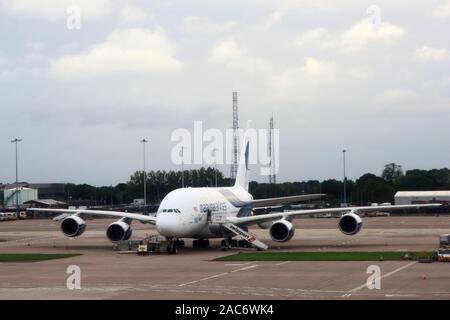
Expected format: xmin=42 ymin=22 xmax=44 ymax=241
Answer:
xmin=269 ymin=114 xmax=276 ymax=184
xmin=230 ymin=91 xmax=239 ymax=182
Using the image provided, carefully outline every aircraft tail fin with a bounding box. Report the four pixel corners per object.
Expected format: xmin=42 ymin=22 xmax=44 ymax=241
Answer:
xmin=234 ymin=121 xmax=251 ymax=191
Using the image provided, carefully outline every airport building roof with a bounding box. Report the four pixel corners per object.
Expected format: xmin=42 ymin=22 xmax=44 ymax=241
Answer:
xmin=395 ymin=191 xmax=450 ymax=197
xmin=24 ymin=199 xmax=66 ymax=206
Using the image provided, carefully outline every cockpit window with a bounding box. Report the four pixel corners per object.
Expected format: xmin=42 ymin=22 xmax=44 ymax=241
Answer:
xmin=161 ymin=209 xmax=181 ymax=213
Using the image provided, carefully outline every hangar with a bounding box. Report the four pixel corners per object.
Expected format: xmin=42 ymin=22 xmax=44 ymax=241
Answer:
xmin=394 ymin=191 xmax=450 ymax=205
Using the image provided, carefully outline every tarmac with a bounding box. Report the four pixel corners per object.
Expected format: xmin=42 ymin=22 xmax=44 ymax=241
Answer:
xmin=0 ymin=216 xmax=449 ymax=300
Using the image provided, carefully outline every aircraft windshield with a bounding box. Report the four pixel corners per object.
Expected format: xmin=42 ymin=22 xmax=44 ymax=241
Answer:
xmin=161 ymin=209 xmax=181 ymax=213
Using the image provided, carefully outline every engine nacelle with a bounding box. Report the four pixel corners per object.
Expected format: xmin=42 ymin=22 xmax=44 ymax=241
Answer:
xmin=106 ymin=220 xmax=132 ymax=242
xmin=338 ymin=211 xmax=363 ymax=235
xmin=269 ymin=220 xmax=295 ymax=242
xmin=61 ymin=215 xmax=86 ymax=237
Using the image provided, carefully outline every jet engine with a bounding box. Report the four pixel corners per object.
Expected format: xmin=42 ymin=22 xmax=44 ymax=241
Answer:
xmin=338 ymin=211 xmax=363 ymax=235
xmin=61 ymin=215 xmax=86 ymax=237
xmin=106 ymin=220 xmax=132 ymax=242
xmin=269 ymin=220 xmax=295 ymax=242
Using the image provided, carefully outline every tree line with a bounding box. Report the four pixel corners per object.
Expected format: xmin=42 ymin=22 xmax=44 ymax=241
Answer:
xmin=60 ymin=163 xmax=450 ymax=206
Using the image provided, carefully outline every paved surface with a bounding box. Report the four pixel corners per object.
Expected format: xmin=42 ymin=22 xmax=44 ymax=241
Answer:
xmin=0 ymin=216 xmax=449 ymax=300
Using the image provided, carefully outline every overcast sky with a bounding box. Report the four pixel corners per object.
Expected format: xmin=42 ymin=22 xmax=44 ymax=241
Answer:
xmin=0 ymin=0 xmax=449 ymax=186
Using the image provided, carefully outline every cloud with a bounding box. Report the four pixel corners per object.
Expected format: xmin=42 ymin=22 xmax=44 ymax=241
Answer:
xmin=295 ymin=28 xmax=334 ymax=49
xmin=0 ymin=0 xmax=111 ymax=20
xmin=414 ymin=46 xmax=450 ymax=62
xmin=271 ymin=56 xmax=337 ymax=86
xmin=340 ymin=19 xmax=405 ymax=52
xmin=50 ymin=28 xmax=184 ymax=80
xmin=267 ymin=56 xmax=338 ymax=103
xmin=347 ymin=66 xmax=373 ymax=80
xmin=371 ymin=88 xmax=449 ymax=116
xmin=119 ymin=5 xmax=153 ymax=26
xmin=209 ymin=39 xmax=271 ymax=73
xmin=374 ymin=88 xmax=418 ymax=105
xmin=302 ymin=56 xmax=336 ymax=78
xmin=295 ymin=19 xmax=405 ymax=54
xmin=210 ymin=39 xmax=243 ymax=63
xmin=27 ymin=42 xmax=45 ymax=51
xmin=442 ymin=76 xmax=450 ymax=87
xmin=265 ymin=10 xmax=283 ymax=28
xmin=183 ymin=16 xmax=237 ymax=33
xmin=434 ymin=0 xmax=450 ymax=19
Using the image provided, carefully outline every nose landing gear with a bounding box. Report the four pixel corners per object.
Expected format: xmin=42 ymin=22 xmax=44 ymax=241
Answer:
xmin=166 ymin=238 xmax=185 ymax=254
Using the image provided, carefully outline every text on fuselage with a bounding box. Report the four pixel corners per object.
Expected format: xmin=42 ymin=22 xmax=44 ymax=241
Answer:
xmin=199 ymin=202 xmax=227 ymax=213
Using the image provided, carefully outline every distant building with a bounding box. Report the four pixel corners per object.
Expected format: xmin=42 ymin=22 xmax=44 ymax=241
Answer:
xmin=24 ymin=199 xmax=67 ymax=208
xmin=27 ymin=183 xmax=66 ymax=201
xmin=4 ymin=187 xmax=38 ymax=208
xmin=23 ymin=199 xmax=67 ymax=219
xmin=394 ymin=191 xmax=450 ymax=205
xmin=2 ymin=183 xmax=67 ymax=201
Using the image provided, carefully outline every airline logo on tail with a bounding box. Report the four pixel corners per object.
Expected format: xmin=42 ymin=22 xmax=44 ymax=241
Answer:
xmin=245 ymin=141 xmax=250 ymax=170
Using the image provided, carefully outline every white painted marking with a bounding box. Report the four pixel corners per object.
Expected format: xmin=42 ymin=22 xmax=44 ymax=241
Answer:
xmin=385 ymin=294 xmax=417 ymax=297
xmin=275 ymin=261 xmax=290 ymax=266
xmin=342 ymin=261 xmax=417 ymax=297
xmin=178 ymin=264 xmax=258 ymax=287
xmin=230 ymin=265 xmax=257 ymax=273
xmin=224 ymin=262 xmax=251 ymax=266
xmin=178 ymin=273 xmax=228 ymax=287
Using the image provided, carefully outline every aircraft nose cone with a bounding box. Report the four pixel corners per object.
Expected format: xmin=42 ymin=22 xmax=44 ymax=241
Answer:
xmin=156 ymin=214 xmax=181 ymax=236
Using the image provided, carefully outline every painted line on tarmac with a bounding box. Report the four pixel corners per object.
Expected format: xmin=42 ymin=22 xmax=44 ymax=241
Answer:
xmin=342 ymin=261 xmax=417 ymax=298
xmin=230 ymin=265 xmax=257 ymax=272
xmin=275 ymin=261 xmax=290 ymax=266
xmin=178 ymin=264 xmax=258 ymax=287
xmin=224 ymin=262 xmax=252 ymax=266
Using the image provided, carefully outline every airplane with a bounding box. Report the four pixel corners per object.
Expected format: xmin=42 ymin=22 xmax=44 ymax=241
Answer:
xmin=27 ymin=122 xmax=442 ymax=254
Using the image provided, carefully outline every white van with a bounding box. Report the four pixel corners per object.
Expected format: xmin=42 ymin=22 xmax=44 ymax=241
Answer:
xmin=0 ymin=213 xmax=6 ymax=221
xmin=6 ymin=212 xmax=17 ymax=220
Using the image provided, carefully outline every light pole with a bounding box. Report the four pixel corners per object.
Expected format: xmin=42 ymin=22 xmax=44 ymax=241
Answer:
xmin=110 ymin=184 xmax=113 ymax=207
xmin=213 ymin=148 xmax=218 ymax=188
xmin=181 ymin=146 xmax=185 ymax=188
xmin=141 ymin=139 xmax=148 ymax=213
xmin=342 ymin=149 xmax=347 ymax=205
xmin=11 ymin=138 xmax=22 ymax=215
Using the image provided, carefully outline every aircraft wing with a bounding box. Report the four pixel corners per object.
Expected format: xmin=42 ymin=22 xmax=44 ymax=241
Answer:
xmin=251 ymin=194 xmax=325 ymax=209
xmin=228 ymin=203 xmax=442 ymax=226
xmin=26 ymin=208 xmax=156 ymax=224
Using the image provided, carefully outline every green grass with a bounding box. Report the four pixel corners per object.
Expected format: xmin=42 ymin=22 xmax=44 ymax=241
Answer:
xmin=215 ymin=251 xmax=435 ymax=262
xmin=0 ymin=253 xmax=81 ymax=263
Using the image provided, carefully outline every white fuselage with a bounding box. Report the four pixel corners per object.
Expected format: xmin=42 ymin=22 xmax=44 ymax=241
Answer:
xmin=155 ymin=186 xmax=253 ymax=239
